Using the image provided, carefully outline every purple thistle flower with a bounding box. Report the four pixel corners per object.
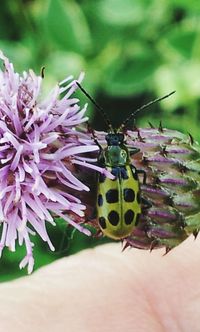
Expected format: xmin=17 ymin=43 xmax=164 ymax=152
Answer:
xmin=0 ymin=51 xmax=102 ymax=273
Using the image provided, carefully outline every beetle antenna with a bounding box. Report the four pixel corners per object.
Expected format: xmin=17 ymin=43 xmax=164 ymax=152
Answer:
xmin=119 ymin=91 xmax=176 ymax=131
xmin=76 ymin=82 xmax=113 ymax=131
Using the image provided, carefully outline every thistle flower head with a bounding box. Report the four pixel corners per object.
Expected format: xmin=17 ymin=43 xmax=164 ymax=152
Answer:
xmin=86 ymin=127 xmax=200 ymax=252
xmin=0 ymin=52 xmax=100 ymax=273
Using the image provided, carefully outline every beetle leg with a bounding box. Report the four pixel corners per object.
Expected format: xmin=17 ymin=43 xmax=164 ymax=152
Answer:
xmin=136 ymin=169 xmax=147 ymax=184
xmin=141 ymin=197 xmax=152 ymax=209
xmin=86 ymin=207 xmax=97 ymax=221
xmin=129 ymin=147 xmax=140 ymax=156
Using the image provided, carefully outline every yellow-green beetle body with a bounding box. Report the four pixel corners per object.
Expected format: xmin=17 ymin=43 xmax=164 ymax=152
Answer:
xmin=97 ymin=133 xmax=144 ymax=239
xmin=76 ymin=81 xmax=175 ymax=240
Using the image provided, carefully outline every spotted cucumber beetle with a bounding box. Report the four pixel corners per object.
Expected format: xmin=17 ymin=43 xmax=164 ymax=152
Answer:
xmin=77 ymin=82 xmax=175 ymax=240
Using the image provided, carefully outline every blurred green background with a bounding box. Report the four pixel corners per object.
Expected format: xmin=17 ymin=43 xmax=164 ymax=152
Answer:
xmin=1 ymin=0 xmax=200 ymax=280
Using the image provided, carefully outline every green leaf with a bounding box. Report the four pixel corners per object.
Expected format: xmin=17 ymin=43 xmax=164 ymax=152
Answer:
xmin=45 ymin=0 xmax=91 ymax=53
xmin=169 ymin=0 xmax=200 ymax=13
xmin=97 ymin=0 xmax=148 ymax=26
xmin=104 ymin=53 xmax=159 ymax=96
xmin=45 ymin=51 xmax=86 ymax=81
xmin=0 ymin=41 xmax=33 ymax=72
xmin=165 ymin=27 xmax=199 ymax=58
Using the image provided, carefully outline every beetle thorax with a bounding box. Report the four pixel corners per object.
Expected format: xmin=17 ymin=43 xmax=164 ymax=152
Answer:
xmin=104 ymin=145 xmax=129 ymax=166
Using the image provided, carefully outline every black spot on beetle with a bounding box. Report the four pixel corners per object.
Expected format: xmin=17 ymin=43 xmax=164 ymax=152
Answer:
xmin=98 ymin=194 xmax=103 ymax=206
xmin=124 ymin=210 xmax=135 ymax=225
xmin=99 ymin=217 xmax=106 ymax=229
xmin=106 ymin=189 xmax=118 ymax=203
xmin=124 ymin=188 xmax=135 ymax=202
xmin=108 ymin=210 xmax=119 ymax=226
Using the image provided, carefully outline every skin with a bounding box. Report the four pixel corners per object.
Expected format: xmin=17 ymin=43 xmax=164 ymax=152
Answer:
xmin=0 ymin=236 xmax=200 ymax=332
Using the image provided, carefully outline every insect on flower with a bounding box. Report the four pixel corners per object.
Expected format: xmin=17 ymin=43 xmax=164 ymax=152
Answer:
xmin=76 ymin=82 xmax=175 ymax=240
